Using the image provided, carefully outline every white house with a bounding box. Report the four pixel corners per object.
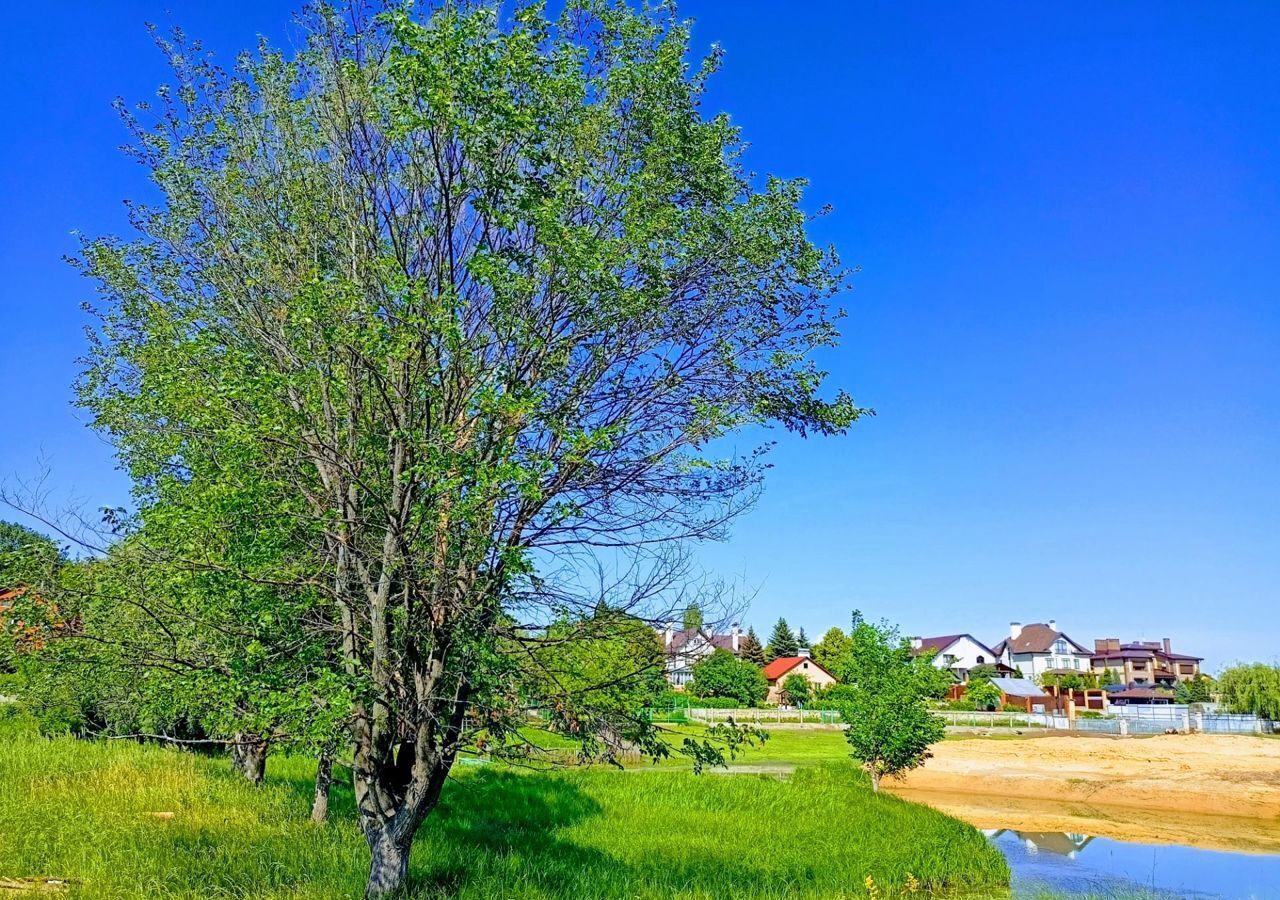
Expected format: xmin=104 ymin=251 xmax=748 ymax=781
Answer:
xmin=990 ymin=621 xmax=1092 ymax=679
xmin=909 ymin=633 xmax=1003 ymax=681
xmin=661 ymin=623 xmax=742 ymax=687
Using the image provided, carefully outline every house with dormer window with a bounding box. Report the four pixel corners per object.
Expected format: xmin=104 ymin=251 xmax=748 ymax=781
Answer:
xmin=909 ymin=633 xmax=1013 ymax=681
xmin=990 ymin=620 xmax=1092 ymax=679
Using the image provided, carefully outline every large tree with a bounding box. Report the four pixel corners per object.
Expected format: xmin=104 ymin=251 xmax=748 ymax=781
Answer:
xmin=811 ymin=626 xmax=851 ymax=670
xmin=74 ymin=2 xmax=861 ymax=894
xmin=739 ymin=626 xmax=766 ymax=666
xmin=766 ymin=618 xmax=799 ymax=661
xmin=1218 ymin=664 xmax=1280 ymax=719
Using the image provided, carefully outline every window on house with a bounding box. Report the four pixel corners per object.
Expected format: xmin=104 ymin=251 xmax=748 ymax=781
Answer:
xmin=1180 ymin=664 xmax=1195 ymax=674
xmin=803 ymin=662 xmax=809 ymax=669
xmin=976 ymin=655 xmax=985 ymax=664
xmin=1053 ymin=639 xmax=1068 ymax=654
xmin=1133 ymin=661 xmax=1147 ymax=670
xmin=1073 ymin=658 xmax=1080 ymax=670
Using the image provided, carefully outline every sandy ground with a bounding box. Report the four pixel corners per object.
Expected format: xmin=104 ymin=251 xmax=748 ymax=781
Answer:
xmin=888 ymin=733 xmax=1280 ymax=851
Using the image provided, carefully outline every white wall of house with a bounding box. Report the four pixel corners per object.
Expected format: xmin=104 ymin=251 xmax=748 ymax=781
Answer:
xmin=930 ymin=636 xmax=996 ymax=672
xmin=1002 ymin=646 xmax=1092 ymax=677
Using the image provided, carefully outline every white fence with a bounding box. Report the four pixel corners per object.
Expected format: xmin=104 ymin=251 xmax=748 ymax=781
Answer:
xmin=679 ymin=707 xmax=844 ymax=725
xmin=936 ymin=710 xmax=1053 ymax=729
xmin=938 ymin=707 xmax=1273 ymax=735
xmin=647 ymin=706 xmax=1275 ymax=735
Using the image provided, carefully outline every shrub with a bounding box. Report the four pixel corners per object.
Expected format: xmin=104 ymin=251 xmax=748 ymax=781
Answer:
xmin=688 ymin=650 xmax=767 ymax=706
xmin=684 ymin=695 xmax=745 ymax=709
xmin=781 ymin=673 xmax=812 ymax=707
xmin=964 ymin=680 xmax=1001 ymax=711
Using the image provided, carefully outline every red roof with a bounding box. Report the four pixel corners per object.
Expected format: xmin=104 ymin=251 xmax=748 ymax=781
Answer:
xmin=762 ymin=656 xmax=834 ymax=682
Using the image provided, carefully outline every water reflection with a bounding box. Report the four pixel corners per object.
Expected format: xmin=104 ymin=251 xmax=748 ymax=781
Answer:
xmin=896 ymin=791 xmax=1280 ymax=899
xmin=985 ymin=829 xmax=1093 ymax=859
xmin=985 ymin=828 xmax=1280 ymax=899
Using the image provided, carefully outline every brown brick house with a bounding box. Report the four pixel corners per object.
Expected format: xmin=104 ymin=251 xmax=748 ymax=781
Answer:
xmin=1091 ymin=638 xmax=1202 ymax=688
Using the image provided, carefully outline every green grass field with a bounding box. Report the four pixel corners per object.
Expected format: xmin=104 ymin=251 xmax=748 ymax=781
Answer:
xmin=0 ymin=714 xmax=1009 ymax=899
xmin=517 ymin=723 xmax=852 ymax=770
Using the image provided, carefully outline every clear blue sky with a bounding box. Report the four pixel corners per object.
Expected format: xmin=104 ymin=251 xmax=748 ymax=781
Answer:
xmin=2 ymin=3 xmax=1277 ymax=670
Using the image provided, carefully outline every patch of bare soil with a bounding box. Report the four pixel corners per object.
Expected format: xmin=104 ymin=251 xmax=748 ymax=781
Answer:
xmin=891 ymin=733 xmax=1280 ymax=821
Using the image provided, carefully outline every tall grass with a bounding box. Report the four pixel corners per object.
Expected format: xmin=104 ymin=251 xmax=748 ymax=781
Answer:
xmin=0 ymin=715 xmax=1008 ymax=898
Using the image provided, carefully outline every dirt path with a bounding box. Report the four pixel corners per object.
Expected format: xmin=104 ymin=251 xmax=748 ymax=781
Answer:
xmin=891 ymin=733 xmax=1280 ymax=820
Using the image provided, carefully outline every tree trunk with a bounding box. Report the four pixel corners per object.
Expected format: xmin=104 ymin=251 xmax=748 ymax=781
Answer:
xmin=231 ymin=734 xmax=269 ymax=785
xmin=869 ymin=767 xmax=881 ymax=793
xmin=311 ymin=753 xmax=334 ymax=823
xmin=364 ymin=827 xmax=411 ymax=899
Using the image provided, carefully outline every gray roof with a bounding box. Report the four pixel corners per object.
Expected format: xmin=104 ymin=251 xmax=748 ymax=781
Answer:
xmin=991 ymin=677 xmax=1048 ymax=698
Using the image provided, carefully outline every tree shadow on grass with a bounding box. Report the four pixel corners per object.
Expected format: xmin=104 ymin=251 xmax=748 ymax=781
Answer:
xmin=265 ymin=760 xmax=612 ymax=898
xmin=410 ymin=769 xmax=610 ymax=896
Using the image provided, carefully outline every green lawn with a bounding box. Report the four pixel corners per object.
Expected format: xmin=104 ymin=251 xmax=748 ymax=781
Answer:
xmin=0 ymin=715 xmax=1009 ymax=899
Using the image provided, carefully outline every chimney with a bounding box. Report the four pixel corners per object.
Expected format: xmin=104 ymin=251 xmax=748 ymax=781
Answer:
xmin=1162 ymin=637 xmax=1171 ymax=655
xmin=663 ymin=622 xmax=674 ymax=647
xmin=911 ymin=636 xmax=923 ymax=650
xmin=731 ymin=623 xmax=741 ymax=653
xmin=798 ymin=647 xmax=811 ymax=658
xmin=1009 ymin=622 xmax=1023 ymax=641
xmin=1094 ymin=639 xmax=1107 ymax=653
xmin=1048 ymin=619 xmax=1058 ymax=633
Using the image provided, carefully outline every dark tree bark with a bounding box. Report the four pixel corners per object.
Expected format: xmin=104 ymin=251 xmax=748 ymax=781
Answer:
xmin=365 ymin=829 xmax=410 ymax=899
xmin=311 ymin=752 xmax=334 ymax=823
xmin=231 ymin=734 xmax=269 ymax=785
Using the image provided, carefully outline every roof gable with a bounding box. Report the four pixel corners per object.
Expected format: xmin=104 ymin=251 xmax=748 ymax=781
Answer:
xmin=667 ymin=628 xmax=737 ymax=654
xmin=914 ymin=633 xmax=997 ymax=659
xmin=762 ymin=656 xmax=834 ymax=681
xmin=995 ymin=623 xmax=1090 ymax=655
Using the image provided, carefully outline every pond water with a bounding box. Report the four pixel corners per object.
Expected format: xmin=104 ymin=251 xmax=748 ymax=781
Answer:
xmin=892 ymin=789 xmax=1280 ymax=899
xmin=990 ymin=828 xmax=1280 ymax=899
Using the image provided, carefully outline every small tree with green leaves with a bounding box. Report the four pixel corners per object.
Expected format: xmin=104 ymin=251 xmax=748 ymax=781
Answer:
xmin=690 ymin=649 xmax=768 ymax=707
xmin=832 ymin=619 xmax=946 ymax=791
xmin=965 ymin=679 xmax=1001 ymax=711
xmin=1100 ymin=667 xmax=1121 ymax=686
xmin=766 ymin=618 xmax=799 ymax=661
xmin=781 ymin=672 xmax=811 ymax=707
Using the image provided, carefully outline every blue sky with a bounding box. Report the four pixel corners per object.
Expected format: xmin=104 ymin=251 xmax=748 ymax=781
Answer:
xmin=2 ymin=3 xmax=1277 ymax=669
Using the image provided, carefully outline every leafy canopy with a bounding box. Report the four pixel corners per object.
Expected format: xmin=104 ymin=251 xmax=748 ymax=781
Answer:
xmin=1218 ymin=664 xmax=1280 ymax=719
xmin=690 ymin=649 xmax=767 ymax=706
